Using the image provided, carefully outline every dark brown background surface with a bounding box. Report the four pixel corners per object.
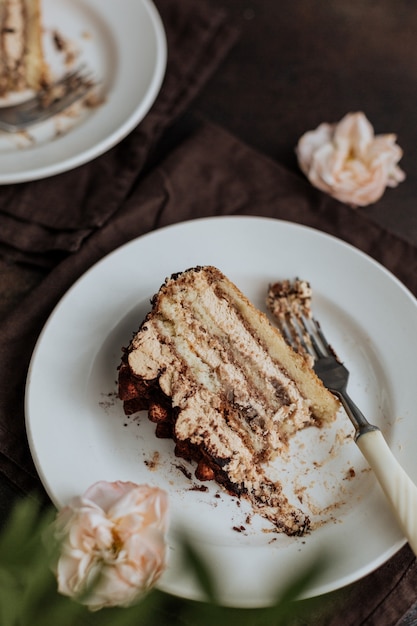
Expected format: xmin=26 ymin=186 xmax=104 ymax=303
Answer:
xmin=194 ymin=0 xmax=417 ymax=242
xmin=1 ymin=1 xmax=417 ymax=624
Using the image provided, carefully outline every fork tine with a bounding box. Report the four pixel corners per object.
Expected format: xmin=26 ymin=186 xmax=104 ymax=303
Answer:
xmin=278 ymin=311 xmax=316 ymax=364
xmin=38 ymin=65 xmax=94 ymax=108
xmin=282 ymin=311 xmax=339 ymax=365
xmin=300 ymin=316 xmax=326 ymax=359
xmin=40 ymin=79 xmax=91 ymax=115
xmin=0 ymin=66 xmax=90 ymax=113
xmin=48 ymin=64 xmax=90 ymax=89
xmin=308 ymin=317 xmax=340 ymax=361
xmin=294 ymin=314 xmax=315 ymax=355
xmin=0 ymin=65 xmax=95 ymax=132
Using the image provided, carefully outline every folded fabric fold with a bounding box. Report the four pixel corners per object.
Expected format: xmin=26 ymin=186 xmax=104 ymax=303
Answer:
xmin=1 ymin=119 xmax=417 ymax=625
xmin=0 ymin=211 xmax=91 ymax=254
xmin=0 ymin=0 xmax=239 ymax=265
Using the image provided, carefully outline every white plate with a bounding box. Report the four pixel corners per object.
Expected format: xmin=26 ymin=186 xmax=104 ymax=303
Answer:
xmin=25 ymin=217 xmax=417 ymax=607
xmin=0 ymin=0 xmax=166 ymax=183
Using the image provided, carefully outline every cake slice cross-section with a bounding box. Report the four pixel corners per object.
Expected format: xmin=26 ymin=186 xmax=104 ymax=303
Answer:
xmin=118 ymin=266 xmax=339 ymax=536
xmin=0 ymin=0 xmax=48 ymax=97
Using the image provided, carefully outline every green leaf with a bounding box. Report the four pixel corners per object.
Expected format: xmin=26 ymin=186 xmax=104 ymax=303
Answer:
xmin=177 ymin=533 xmax=219 ymax=604
xmin=0 ymin=495 xmax=331 ymax=626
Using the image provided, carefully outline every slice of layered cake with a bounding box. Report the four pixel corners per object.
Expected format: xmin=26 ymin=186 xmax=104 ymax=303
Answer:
xmin=118 ymin=266 xmax=339 ymax=536
xmin=0 ymin=0 xmax=48 ymax=96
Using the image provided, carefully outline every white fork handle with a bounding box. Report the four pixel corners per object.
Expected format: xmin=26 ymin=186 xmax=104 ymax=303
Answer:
xmin=357 ymin=428 xmax=417 ymax=556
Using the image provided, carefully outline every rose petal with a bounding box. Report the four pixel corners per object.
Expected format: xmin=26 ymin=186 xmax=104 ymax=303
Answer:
xmin=51 ymin=481 xmax=169 ymax=610
xmin=296 ymin=111 xmax=405 ymax=207
xmin=83 ymin=480 xmax=140 ymax=512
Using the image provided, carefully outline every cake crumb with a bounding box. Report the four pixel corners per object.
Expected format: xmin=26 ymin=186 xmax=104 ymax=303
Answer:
xmin=189 ymin=484 xmax=208 ymax=492
xmin=174 ymin=463 xmax=192 ymax=480
xmin=144 ymin=450 xmax=160 ymax=471
xmin=344 ymin=467 xmax=356 ymax=480
xmin=232 ymin=525 xmax=246 ymax=533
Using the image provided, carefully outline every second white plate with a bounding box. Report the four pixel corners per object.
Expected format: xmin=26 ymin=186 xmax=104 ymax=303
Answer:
xmin=0 ymin=0 xmax=167 ymax=183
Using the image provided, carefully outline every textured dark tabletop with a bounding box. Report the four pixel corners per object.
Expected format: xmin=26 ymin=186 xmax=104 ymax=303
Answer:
xmin=1 ymin=1 xmax=417 ymax=624
xmin=194 ymin=0 xmax=417 ymax=244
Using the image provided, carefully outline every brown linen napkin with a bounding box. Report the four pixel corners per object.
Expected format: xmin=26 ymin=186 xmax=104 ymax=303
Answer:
xmin=1 ymin=120 xmax=417 ymax=625
xmin=0 ymin=0 xmax=238 ymax=266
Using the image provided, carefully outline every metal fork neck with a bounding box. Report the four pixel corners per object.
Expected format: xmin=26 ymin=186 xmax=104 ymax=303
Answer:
xmin=334 ymin=390 xmax=380 ymax=441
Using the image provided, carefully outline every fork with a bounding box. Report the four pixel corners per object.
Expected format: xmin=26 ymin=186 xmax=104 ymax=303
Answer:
xmin=283 ymin=312 xmax=417 ymax=556
xmin=0 ymin=66 xmax=94 ymax=132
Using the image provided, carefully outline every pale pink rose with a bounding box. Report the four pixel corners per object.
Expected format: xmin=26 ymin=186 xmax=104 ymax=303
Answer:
xmin=52 ymin=481 xmax=169 ymax=610
xmin=296 ymin=112 xmax=405 ymax=206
